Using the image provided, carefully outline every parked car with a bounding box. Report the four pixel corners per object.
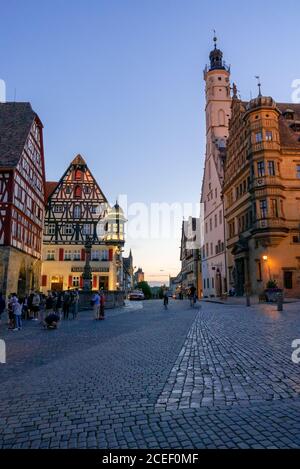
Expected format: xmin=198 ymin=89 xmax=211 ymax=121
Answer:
xmin=128 ymin=290 xmax=145 ymax=301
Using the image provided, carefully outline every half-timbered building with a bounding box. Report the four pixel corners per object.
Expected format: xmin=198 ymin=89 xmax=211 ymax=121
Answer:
xmin=41 ymin=154 xmax=125 ymax=292
xmin=0 ymin=102 xmax=46 ymax=296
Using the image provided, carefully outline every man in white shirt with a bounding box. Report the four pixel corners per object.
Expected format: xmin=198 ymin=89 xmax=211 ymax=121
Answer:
xmin=92 ymin=292 xmax=100 ymax=320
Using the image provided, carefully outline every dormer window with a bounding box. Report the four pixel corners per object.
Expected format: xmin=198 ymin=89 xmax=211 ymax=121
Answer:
xmin=290 ymin=121 xmax=300 ymax=132
xmin=283 ymin=109 xmax=295 ymax=120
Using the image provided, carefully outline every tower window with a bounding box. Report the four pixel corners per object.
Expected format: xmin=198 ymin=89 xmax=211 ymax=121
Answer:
xmin=255 ymin=131 xmax=263 ymax=143
xmin=296 ymin=165 xmax=300 ymax=179
xmin=257 ymin=161 xmax=265 ymax=177
xmin=260 ymin=199 xmax=267 ymax=218
xmin=268 ymin=161 xmax=275 ymax=176
xmin=266 ymin=130 xmax=273 ymax=141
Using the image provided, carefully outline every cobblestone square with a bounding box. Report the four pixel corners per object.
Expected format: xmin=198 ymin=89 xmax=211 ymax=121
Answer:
xmin=0 ymin=299 xmax=300 ymax=449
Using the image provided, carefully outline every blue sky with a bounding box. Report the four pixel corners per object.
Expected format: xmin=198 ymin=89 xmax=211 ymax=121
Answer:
xmin=1 ymin=0 xmax=299 ymax=284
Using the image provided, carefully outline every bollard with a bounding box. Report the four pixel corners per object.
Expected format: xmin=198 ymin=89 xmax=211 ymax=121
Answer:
xmin=277 ymin=292 xmax=283 ymax=312
xmin=246 ymin=294 xmax=251 ymax=307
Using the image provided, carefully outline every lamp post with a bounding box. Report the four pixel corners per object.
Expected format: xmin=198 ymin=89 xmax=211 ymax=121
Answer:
xmin=82 ymin=236 xmax=93 ymax=291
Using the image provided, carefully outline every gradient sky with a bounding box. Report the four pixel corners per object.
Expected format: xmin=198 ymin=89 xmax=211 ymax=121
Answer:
xmin=1 ymin=0 xmax=299 ymax=284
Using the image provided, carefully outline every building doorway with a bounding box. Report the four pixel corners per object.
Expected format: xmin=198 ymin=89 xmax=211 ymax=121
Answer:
xmin=99 ymin=276 xmax=109 ymax=291
xmin=235 ymin=258 xmax=245 ymax=296
xmin=17 ymin=263 xmax=27 ymax=298
xmin=51 ymin=276 xmax=64 ymax=292
xmin=215 ymin=269 xmax=222 ymax=296
xmin=284 ymin=271 xmax=293 ymax=290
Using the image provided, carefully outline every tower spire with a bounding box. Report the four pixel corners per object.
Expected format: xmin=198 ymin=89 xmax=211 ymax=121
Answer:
xmin=255 ymin=76 xmax=262 ymax=97
xmin=209 ymin=32 xmax=226 ymax=71
xmin=213 ymin=29 xmax=217 ymax=49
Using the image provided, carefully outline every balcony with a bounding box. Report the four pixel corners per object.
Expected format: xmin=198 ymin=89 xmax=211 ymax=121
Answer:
xmin=249 ymin=176 xmax=284 ymax=190
xmin=253 ymin=218 xmax=288 ymax=231
xmin=247 ymin=141 xmax=280 ymax=157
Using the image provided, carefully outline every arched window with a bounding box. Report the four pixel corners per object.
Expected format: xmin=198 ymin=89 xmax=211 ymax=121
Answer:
xmin=218 ymin=109 xmax=225 ymax=126
xmin=75 ymin=169 xmax=82 ymax=181
xmin=74 ymin=185 xmax=82 ymax=198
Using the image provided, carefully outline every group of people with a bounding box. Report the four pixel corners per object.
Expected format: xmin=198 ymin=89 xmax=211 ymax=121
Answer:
xmin=0 ymin=289 xmax=81 ymax=331
xmin=162 ymin=285 xmax=198 ymax=309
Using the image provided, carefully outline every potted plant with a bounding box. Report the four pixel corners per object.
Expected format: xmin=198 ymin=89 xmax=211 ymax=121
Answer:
xmin=264 ymin=279 xmax=282 ymax=302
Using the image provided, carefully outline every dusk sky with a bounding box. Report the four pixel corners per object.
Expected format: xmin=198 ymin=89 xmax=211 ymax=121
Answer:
xmin=1 ymin=0 xmax=299 ymax=284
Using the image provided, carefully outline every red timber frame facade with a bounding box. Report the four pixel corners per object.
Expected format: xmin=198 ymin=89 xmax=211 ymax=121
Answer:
xmin=41 ymin=155 xmax=124 ymax=293
xmin=0 ymin=116 xmax=46 ymax=296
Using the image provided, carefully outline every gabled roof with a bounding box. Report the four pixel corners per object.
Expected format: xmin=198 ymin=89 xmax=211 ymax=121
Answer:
xmin=0 ymin=102 xmax=38 ymax=169
xmin=45 ymin=181 xmax=58 ymax=200
xmin=71 ymin=154 xmax=86 ymax=165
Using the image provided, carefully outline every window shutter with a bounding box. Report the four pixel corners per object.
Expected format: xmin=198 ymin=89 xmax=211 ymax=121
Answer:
xmin=109 ymin=249 xmax=113 ymax=261
xmin=68 ymin=276 xmax=73 ymax=287
xmin=81 ymin=249 xmax=86 ymax=261
xmin=93 ymin=275 xmax=97 ymax=289
xmin=41 ymin=275 xmax=47 ymax=287
xmin=59 ymin=248 xmax=64 ymax=261
xmin=80 ymin=276 xmax=83 ymax=288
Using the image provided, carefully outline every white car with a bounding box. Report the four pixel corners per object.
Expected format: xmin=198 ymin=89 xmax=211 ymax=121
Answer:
xmin=128 ymin=290 xmax=145 ymax=301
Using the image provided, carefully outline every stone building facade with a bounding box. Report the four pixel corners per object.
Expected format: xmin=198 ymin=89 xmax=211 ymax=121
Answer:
xmin=0 ymin=102 xmax=45 ymax=297
xmin=224 ymin=91 xmax=300 ymax=297
xmin=200 ymin=38 xmax=232 ymax=297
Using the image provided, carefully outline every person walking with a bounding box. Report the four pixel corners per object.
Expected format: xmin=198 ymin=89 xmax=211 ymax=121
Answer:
xmin=189 ymin=285 xmax=197 ymax=308
xmin=13 ymin=298 xmax=23 ymax=331
xmin=99 ymin=291 xmax=105 ymax=320
xmin=92 ymin=291 xmax=100 ymax=320
xmin=163 ymin=291 xmax=169 ymax=310
xmin=0 ymin=292 xmax=5 ymax=327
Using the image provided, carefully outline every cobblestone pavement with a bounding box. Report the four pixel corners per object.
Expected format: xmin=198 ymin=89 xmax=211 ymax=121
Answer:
xmin=0 ymin=300 xmax=300 ymax=449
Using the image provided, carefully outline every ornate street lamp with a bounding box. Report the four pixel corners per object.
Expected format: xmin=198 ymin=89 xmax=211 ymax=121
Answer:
xmin=82 ymin=235 xmax=93 ymax=291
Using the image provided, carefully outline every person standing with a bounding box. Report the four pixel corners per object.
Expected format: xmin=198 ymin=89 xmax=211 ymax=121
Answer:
xmin=32 ymin=292 xmax=40 ymax=320
xmin=0 ymin=292 xmax=5 ymax=326
xmin=92 ymin=291 xmax=100 ymax=320
xmin=63 ymin=291 xmax=70 ymax=320
xmin=99 ymin=291 xmax=105 ymax=320
xmin=56 ymin=292 xmax=63 ymax=320
xmin=45 ymin=292 xmax=54 ymax=317
xmin=72 ymin=289 xmax=79 ymax=319
xmin=7 ymin=295 xmax=14 ymax=329
xmin=13 ymin=298 xmax=23 ymax=331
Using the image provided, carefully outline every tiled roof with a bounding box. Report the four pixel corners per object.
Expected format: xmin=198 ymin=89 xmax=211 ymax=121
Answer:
xmin=45 ymin=181 xmax=58 ymax=200
xmin=277 ymin=103 xmax=300 ymax=149
xmin=0 ymin=102 xmax=36 ymax=169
